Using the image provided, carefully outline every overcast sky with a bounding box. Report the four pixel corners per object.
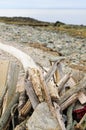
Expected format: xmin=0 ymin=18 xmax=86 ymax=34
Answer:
xmin=0 ymin=0 xmax=86 ymax=25
xmin=0 ymin=0 xmax=86 ymax=9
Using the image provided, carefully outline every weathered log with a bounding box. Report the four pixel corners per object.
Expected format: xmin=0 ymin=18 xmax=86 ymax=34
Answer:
xmin=66 ymin=103 xmax=75 ymax=130
xmin=2 ymin=63 xmax=19 ymax=114
xmin=0 ymin=42 xmax=38 ymax=71
xmin=25 ymin=79 xmax=39 ymax=109
xmin=0 ymin=92 xmax=19 ymax=130
xmin=60 ymin=93 xmax=78 ymax=111
xmin=58 ymin=76 xmax=86 ymax=105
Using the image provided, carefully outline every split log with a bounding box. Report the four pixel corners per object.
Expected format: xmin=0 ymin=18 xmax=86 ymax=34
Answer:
xmin=0 ymin=92 xmax=19 ymax=130
xmin=25 ymin=79 xmax=39 ymax=109
xmin=58 ymin=76 xmax=86 ymax=105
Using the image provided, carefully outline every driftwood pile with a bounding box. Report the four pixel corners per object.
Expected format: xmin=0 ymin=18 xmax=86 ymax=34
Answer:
xmin=0 ymin=59 xmax=86 ymax=130
xmin=0 ymin=43 xmax=86 ymax=130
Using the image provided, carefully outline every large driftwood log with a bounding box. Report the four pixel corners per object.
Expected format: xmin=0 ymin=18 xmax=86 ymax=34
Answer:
xmin=0 ymin=42 xmax=38 ymax=71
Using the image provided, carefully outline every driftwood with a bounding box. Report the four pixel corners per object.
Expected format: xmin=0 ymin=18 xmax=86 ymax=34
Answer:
xmin=2 ymin=63 xmax=19 ymax=114
xmin=39 ymin=70 xmax=56 ymax=118
xmin=0 ymin=92 xmax=19 ymax=130
xmin=75 ymin=113 xmax=86 ymax=130
xmin=45 ymin=60 xmax=63 ymax=83
xmin=0 ymin=60 xmax=9 ymax=108
xmin=25 ymin=79 xmax=39 ymax=109
xmin=0 ymin=42 xmax=86 ymax=130
xmin=66 ymin=103 xmax=75 ymax=130
xmin=57 ymin=72 xmax=71 ymax=93
xmin=0 ymin=42 xmax=38 ymax=71
xmin=78 ymin=91 xmax=86 ymax=104
xmin=18 ymin=91 xmax=26 ymax=110
xmin=54 ymin=102 xmax=66 ymax=130
xmin=28 ymin=68 xmax=44 ymax=102
xmin=19 ymin=100 xmax=31 ymax=117
xmin=58 ymin=76 xmax=86 ymax=105
xmin=60 ymin=93 xmax=78 ymax=111
xmin=47 ymin=80 xmax=59 ymax=100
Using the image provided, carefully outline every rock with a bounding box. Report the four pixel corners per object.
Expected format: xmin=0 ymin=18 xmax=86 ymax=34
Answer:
xmin=26 ymin=102 xmax=60 ymax=130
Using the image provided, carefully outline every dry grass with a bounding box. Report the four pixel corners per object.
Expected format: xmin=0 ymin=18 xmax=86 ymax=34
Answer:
xmin=0 ymin=17 xmax=86 ymax=38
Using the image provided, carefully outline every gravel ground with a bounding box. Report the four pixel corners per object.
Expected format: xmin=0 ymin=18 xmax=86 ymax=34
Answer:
xmin=0 ymin=22 xmax=86 ymax=73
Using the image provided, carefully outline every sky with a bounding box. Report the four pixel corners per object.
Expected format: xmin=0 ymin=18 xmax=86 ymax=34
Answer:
xmin=0 ymin=0 xmax=86 ymax=25
xmin=0 ymin=0 xmax=86 ymax=9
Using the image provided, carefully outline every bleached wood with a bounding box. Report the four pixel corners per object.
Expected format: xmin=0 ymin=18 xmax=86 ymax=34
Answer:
xmin=0 ymin=42 xmax=38 ymax=71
